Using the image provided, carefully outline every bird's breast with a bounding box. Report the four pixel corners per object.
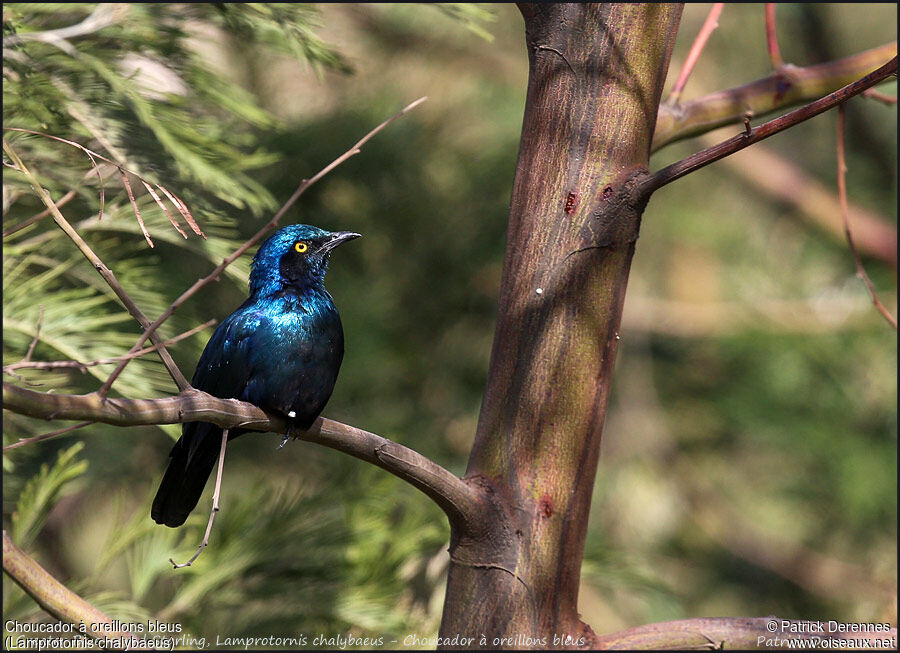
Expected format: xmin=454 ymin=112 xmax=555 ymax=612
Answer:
xmin=241 ymin=293 xmax=344 ymax=422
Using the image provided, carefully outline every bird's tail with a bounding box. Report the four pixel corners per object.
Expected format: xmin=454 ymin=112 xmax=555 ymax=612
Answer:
xmin=151 ymin=422 xmax=223 ymax=528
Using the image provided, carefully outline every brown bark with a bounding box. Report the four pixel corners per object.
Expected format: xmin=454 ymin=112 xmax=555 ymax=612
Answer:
xmin=438 ymin=4 xmax=683 ymax=647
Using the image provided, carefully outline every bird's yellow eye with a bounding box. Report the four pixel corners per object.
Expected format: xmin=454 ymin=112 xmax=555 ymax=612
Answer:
xmin=294 ymin=241 xmax=308 ymax=253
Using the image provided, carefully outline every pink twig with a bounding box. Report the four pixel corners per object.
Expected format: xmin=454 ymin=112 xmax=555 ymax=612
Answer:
xmin=765 ymin=4 xmax=784 ymax=70
xmin=862 ymin=88 xmax=897 ymax=105
xmin=667 ymin=3 xmax=724 ymax=105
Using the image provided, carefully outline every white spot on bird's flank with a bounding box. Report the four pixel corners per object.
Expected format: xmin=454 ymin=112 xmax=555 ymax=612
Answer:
xmin=536 ymin=288 xmax=543 ymax=295
xmin=287 ymin=411 xmax=297 ymax=418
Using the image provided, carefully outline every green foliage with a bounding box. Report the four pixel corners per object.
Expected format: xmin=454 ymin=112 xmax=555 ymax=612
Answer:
xmin=433 ymin=4 xmax=497 ymax=42
xmin=3 ymin=443 xmax=89 ymax=632
xmin=11 ymin=442 xmax=88 ymax=550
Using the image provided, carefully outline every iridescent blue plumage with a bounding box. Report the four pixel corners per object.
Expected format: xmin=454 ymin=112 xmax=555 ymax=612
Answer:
xmin=152 ymin=224 xmax=360 ymax=527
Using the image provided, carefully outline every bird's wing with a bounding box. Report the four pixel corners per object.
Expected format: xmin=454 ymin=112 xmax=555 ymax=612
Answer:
xmin=191 ymin=300 xmax=264 ymax=399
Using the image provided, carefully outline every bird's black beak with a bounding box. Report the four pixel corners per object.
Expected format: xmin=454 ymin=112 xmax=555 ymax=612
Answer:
xmin=319 ymin=231 xmax=361 ymax=255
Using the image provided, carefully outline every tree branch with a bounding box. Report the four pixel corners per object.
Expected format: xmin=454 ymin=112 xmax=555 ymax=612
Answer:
xmin=592 ymin=616 xmax=898 ymax=650
xmin=3 ymin=530 xmax=140 ymax=649
xmin=3 ymin=189 xmax=77 ymax=237
xmin=1 ymin=382 xmax=485 ymax=536
xmin=641 ymin=56 xmax=898 ymax=195
xmin=654 ymin=41 xmax=897 ymax=151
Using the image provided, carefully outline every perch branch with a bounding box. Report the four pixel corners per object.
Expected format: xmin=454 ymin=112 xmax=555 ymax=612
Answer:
xmin=836 ymin=106 xmax=897 ymax=329
xmin=2 ymin=382 xmax=483 ymax=535
xmin=592 ymin=616 xmax=898 ymax=650
xmin=2 ymin=137 xmax=191 ymax=391
xmin=99 ymin=96 xmax=428 ymax=395
xmin=654 ymin=41 xmax=896 ymax=150
xmin=3 ymin=530 xmax=140 ymax=649
xmin=641 ymin=56 xmax=897 ymax=194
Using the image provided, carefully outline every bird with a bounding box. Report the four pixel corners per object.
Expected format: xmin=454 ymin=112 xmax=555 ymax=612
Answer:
xmin=151 ymin=224 xmax=360 ymax=527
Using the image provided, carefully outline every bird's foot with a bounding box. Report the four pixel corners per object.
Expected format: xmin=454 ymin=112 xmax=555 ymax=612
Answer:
xmin=277 ymin=424 xmax=301 ymax=450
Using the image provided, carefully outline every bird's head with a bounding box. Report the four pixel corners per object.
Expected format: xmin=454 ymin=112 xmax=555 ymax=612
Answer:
xmin=249 ymin=224 xmax=361 ymax=296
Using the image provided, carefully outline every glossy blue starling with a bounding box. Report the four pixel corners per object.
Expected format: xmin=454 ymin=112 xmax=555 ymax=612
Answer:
xmin=152 ymin=224 xmax=360 ymax=527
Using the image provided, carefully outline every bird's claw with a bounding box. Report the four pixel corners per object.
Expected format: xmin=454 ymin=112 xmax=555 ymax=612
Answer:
xmin=277 ymin=425 xmax=300 ymax=450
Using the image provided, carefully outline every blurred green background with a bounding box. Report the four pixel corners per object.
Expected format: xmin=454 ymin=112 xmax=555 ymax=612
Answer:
xmin=3 ymin=3 xmax=896 ymax=646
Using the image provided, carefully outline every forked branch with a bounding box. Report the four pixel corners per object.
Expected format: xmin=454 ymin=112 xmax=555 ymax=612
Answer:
xmin=642 ymin=57 xmax=897 ymax=194
xmin=654 ymin=42 xmax=897 ymax=150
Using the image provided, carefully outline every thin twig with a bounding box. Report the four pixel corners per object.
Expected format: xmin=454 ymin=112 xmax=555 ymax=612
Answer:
xmin=765 ymin=4 xmax=784 ymax=70
xmin=3 ymin=319 xmax=215 ymax=374
xmin=156 ymin=185 xmax=203 ymax=237
xmin=862 ymin=88 xmax=898 ymax=105
xmin=641 ymin=57 xmax=897 ymax=194
xmin=3 ymin=189 xmax=77 ymax=238
xmin=695 ymin=133 xmax=898 ymax=267
xmin=2 ymin=137 xmax=191 ymax=391
xmin=3 ymin=421 xmax=94 ymax=452
xmin=169 ymin=429 xmax=228 ymax=568
xmin=99 ymin=96 xmax=428 ymax=396
xmin=836 ymin=105 xmax=897 ymax=329
xmin=666 ymin=3 xmax=723 ymax=105
xmin=22 ymin=306 xmax=44 ymax=363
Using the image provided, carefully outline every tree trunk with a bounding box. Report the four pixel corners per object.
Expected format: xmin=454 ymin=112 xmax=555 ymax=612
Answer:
xmin=439 ymin=4 xmax=683 ymax=647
